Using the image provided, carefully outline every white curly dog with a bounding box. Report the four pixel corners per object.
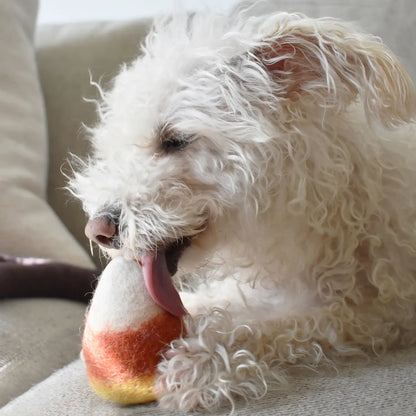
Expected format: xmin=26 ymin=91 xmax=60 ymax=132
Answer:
xmin=71 ymin=2 xmax=416 ymax=412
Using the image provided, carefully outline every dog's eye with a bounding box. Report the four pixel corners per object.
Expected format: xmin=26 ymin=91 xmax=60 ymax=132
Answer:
xmin=159 ymin=124 xmax=191 ymax=154
xmin=162 ymin=137 xmax=188 ymax=153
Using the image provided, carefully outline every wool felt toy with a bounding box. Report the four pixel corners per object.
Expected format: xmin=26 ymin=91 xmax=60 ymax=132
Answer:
xmin=82 ymin=256 xmax=186 ymax=404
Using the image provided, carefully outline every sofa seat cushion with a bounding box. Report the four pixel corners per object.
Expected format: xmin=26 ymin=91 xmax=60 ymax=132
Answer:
xmin=0 ymin=299 xmax=86 ymax=407
xmin=1 ymin=347 xmax=416 ymax=415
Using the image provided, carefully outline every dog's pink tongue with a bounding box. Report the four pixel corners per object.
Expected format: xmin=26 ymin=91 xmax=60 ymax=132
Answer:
xmin=141 ymin=251 xmax=187 ymax=317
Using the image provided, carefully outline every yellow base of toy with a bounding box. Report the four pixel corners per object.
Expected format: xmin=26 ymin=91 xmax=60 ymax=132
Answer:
xmin=88 ymin=374 xmax=157 ymax=405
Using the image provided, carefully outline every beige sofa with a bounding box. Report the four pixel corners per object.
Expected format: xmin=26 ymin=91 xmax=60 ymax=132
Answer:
xmin=1 ymin=0 xmax=415 ymax=414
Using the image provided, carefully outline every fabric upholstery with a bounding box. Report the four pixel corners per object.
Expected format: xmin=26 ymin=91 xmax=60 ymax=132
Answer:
xmin=2 ymin=348 xmax=416 ymax=415
xmin=0 ymin=299 xmax=86 ymax=407
xmin=0 ymin=0 xmax=93 ymax=267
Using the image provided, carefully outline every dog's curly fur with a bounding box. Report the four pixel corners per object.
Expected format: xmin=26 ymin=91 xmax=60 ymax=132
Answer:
xmin=70 ymin=2 xmax=416 ymax=412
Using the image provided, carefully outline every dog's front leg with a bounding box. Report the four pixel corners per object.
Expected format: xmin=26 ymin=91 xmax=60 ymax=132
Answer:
xmin=156 ymin=308 xmax=275 ymax=412
xmin=155 ymin=282 xmax=317 ymax=412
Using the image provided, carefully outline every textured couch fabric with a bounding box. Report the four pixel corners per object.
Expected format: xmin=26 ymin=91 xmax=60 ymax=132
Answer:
xmin=0 ymin=299 xmax=86 ymax=407
xmin=1 ymin=348 xmax=416 ymax=416
xmin=1 ymin=0 xmax=416 ymax=414
xmin=0 ymin=0 xmax=93 ymax=267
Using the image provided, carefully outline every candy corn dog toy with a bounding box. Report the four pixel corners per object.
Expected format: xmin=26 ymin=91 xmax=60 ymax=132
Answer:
xmin=82 ymin=256 xmax=186 ymax=404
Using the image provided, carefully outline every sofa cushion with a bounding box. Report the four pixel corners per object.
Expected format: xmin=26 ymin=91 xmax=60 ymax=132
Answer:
xmin=1 ymin=347 xmax=416 ymax=416
xmin=0 ymin=299 xmax=86 ymax=407
xmin=0 ymin=0 xmax=93 ymax=267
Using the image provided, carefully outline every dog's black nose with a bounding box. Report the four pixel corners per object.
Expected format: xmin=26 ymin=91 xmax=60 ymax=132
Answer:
xmin=85 ymin=216 xmax=118 ymax=248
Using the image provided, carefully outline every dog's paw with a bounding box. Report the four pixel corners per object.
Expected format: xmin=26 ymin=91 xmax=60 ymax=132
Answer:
xmin=155 ymin=310 xmax=273 ymax=412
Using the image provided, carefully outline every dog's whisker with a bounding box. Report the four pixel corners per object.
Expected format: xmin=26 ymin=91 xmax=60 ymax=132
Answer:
xmin=89 ymin=239 xmax=94 ymax=257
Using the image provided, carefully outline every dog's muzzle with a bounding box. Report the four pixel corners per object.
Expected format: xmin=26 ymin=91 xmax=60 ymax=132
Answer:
xmin=85 ymin=215 xmax=191 ymax=317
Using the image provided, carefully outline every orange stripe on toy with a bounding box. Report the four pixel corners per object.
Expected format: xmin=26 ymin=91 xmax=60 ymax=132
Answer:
xmin=83 ymin=313 xmax=183 ymax=382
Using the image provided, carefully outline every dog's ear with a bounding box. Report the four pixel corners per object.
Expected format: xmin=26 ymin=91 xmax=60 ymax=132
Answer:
xmin=252 ymin=17 xmax=416 ymax=126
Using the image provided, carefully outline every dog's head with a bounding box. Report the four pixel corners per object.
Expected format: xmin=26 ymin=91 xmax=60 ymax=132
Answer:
xmin=70 ymin=7 xmax=415 ymax=313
